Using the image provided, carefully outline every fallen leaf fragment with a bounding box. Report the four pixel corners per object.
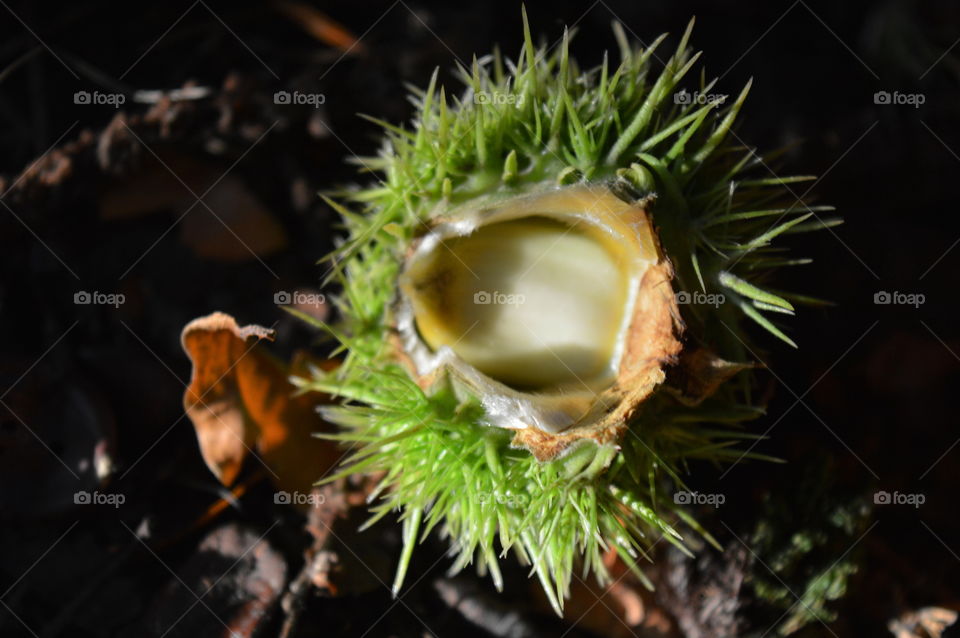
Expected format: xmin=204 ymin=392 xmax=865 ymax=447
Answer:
xmin=180 ymin=174 xmax=287 ymax=261
xmin=100 ymin=152 xmax=287 ymax=261
xmin=181 ymin=311 xmax=338 ymax=496
xmin=889 ymin=606 xmax=958 ymax=638
xmin=276 ymin=1 xmax=365 ymax=53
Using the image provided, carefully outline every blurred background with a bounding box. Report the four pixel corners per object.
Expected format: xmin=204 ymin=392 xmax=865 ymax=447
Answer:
xmin=1 ymin=0 xmax=958 ymax=636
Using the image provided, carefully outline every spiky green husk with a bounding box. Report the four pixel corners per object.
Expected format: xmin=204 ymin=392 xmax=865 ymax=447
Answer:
xmin=295 ymin=12 xmax=830 ymax=612
xmin=300 ymin=360 xmax=771 ymax=613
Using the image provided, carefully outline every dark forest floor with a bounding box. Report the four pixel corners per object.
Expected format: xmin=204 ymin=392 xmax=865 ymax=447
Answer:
xmin=1 ymin=1 xmax=960 ymax=636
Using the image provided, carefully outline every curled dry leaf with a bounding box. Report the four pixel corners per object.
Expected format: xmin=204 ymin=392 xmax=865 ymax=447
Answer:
xmin=181 ymin=311 xmax=338 ymax=498
xmin=889 ymin=606 xmax=959 ymax=638
xmin=100 ymin=152 xmax=287 ymax=261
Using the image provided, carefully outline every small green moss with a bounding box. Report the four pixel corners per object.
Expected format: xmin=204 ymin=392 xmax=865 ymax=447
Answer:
xmin=747 ymin=462 xmax=870 ymax=634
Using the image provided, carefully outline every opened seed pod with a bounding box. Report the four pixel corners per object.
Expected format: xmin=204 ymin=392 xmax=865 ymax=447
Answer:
xmin=296 ymin=11 xmax=834 ymax=613
xmin=396 ymin=185 xmax=682 ymax=460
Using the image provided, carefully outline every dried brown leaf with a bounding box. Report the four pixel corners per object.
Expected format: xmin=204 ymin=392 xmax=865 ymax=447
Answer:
xmin=181 ymin=311 xmax=338 ymax=498
xmin=889 ymin=606 xmax=958 ymax=638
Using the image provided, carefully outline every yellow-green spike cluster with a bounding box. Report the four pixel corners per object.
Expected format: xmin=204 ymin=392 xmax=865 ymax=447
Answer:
xmin=294 ymin=11 xmax=832 ymax=614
